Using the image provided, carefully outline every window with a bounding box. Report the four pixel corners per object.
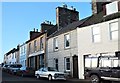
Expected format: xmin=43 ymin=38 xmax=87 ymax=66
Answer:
xmin=40 ymin=37 xmax=43 ymax=50
xmin=65 ymin=58 xmax=70 ymax=71
xmin=109 ymin=22 xmax=118 ymax=40
xmin=28 ymin=43 xmax=31 ymax=54
xmin=25 ymin=60 xmax=26 ymax=66
xmin=54 ymin=38 xmax=58 ymax=51
xmin=106 ymin=1 xmax=118 ymax=15
xmin=92 ymin=26 xmax=101 ymax=43
xmin=54 ymin=58 xmax=58 ymax=71
xmin=34 ymin=40 xmax=37 ymax=52
xmin=64 ymin=34 xmax=70 ymax=48
xmin=15 ymin=53 xmax=16 ymax=58
xmin=24 ymin=45 xmax=25 ymax=53
xmin=12 ymin=53 xmax=14 ymax=59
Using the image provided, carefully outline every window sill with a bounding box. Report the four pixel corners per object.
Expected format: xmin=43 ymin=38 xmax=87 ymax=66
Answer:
xmin=64 ymin=47 xmax=70 ymax=50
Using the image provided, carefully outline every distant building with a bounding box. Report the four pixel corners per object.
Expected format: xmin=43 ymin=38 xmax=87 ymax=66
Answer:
xmin=4 ymin=45 xmax=19 ymax=65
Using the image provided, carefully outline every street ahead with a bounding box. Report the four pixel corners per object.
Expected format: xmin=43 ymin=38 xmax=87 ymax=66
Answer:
xmin=1 ymin=71 xmax=90 ymax=83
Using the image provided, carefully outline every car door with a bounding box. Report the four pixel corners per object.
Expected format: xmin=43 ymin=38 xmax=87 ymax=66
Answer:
xmin=111 ymin=67 xmax=120 ymax=79
xmin=39 ymin=68 xmax=44 ymax=77
xmin=100 ymin=67 xmax=112 ymax=78
xmin=42 ymin=68 xmax=48 ymax=78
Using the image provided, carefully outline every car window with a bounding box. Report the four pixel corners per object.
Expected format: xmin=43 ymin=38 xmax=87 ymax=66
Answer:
xmin=48 ymin=67 xmax=58 ymax=71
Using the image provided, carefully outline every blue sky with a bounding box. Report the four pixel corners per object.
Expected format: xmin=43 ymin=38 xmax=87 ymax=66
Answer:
xmin=1 ymin=2 xmax=92 ymax=64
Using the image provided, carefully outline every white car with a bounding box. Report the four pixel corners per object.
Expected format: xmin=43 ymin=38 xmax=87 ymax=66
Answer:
xmin=35 ymin=67 xmax=66 ymax=81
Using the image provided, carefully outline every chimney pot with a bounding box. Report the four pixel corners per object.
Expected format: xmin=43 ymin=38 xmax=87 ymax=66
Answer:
xmin=34 ymin=28 xmax=35 ymax=32
xmin=36 ymin=29 xmax=38 ymax=32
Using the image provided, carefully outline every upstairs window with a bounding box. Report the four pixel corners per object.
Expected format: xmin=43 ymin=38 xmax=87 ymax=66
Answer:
xmin=34 ymin=40 xmax=37 ymax=52
xmin=109 ymin=21 xmax=118 ymax=40
xmin=92 ymin=26 xmax=101 ymax=43
xmin=106 ymin=1 xmax=118 ymax=15
xmin=24 ymin=45 xmax=25 ymax=53
xmin=12 ymin=53 xmax=14 ymax=59
xmin=28 ymin=43 xmax=31 ymax=54
xmin=64 ymin=34 xmax=70 ymax=48
xmin=40 ymin=37 xmax=44 ymax=51
xmin=54 ymin=37 xmax=58 ymax=51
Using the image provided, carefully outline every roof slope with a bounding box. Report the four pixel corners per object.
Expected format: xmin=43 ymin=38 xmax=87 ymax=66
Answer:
xmin=48 ymin=17 xmax=90 ymax=38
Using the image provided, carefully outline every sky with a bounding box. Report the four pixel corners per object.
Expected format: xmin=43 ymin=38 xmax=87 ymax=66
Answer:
xmin=1 ymin=2 xmax=92 ymax=64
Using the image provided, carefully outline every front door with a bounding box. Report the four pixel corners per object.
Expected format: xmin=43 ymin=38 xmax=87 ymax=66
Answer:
xmin=73 ymin=55 xmax=78 ymax=78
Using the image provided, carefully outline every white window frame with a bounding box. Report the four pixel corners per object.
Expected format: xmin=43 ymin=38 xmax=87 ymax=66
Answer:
xmin=109 ymin=21 xmax=118 ymax=40
xmin=40 ymin=37 xmax=44 ymax=51
xmin=106 ymin=1 xmax=118 ymax=15
xmin=34 ymin=40 xmax=37 ymax=52
xmin=53 ymin=37 xmax=58 ymax=51
xmin=28 ymin=43 xmax=31 ymax=54
xmin=64 ymin=34 xmax=70 ymax=49
xmin=92 ymin=26 xmax=101 ymax=43
xmin=65 ymin=57 xmax=70 ymax=71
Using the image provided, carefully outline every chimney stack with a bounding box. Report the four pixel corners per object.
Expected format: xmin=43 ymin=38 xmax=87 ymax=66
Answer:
xmin=56 ymin=4 xmax=79 ymax=30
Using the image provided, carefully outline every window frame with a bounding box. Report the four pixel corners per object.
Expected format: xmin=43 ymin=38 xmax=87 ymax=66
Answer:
xmin=40 ymin=37 xmax=44 ymax=51
xmin=65 ymin=57 xmax=70 ymax=71
xmin=92 ymin=26 xmax=101 ymax=43
xmin=28 ymin=43 xmax=31 ymax=54
xmin=34 ymin=40 xmax=37 ymax=52
xmin=53 ymin=37 xmax=58 ymax=51
xmin=109 ymin=21 xmax=118 ymax=40
xmin=54 ymin=58 xmax=58 ymax=71
xmin=64 ymin=34 xmax=70 ymax=49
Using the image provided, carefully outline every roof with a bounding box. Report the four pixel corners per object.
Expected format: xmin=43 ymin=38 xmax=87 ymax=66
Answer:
xmin=80 ymin=11 xmax=120 ymax=27
xmin=6 ymin=48 xmax=19 ymax=56
xmin=48 ymin=11 xmax=120 ymax=39
xmin=48 ymin=17 xmax=90 ymax=38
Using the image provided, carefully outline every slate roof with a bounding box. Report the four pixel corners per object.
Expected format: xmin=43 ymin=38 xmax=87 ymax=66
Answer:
xmin=6 ymin=48 xmax=19 ymax=56
xmin=80 ymin=11 xmax=120 ymax=27
xmin=48 ymin=11 xmax=120 ymax=39
xmin=48 ymin=17 xmax=90 ymax=38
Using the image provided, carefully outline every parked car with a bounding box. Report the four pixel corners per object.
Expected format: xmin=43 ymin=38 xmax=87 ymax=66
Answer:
xmin=2 ymin=64 xmax=9 ymax=72
xmin=35 ymin=67 xmax=66 ymax=81
xmin=16 ymin=66 xmax=35 ymax=77
xmin=9 ymin=64 xmax=22 ymax=74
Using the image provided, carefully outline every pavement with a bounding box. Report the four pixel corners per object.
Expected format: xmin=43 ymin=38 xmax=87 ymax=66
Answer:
xmin=67 ymin=78 xmax=90 ymax=82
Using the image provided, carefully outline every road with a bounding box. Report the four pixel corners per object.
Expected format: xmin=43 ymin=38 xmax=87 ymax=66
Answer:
xmin=1 ymin=70 xmax=90 ymax=83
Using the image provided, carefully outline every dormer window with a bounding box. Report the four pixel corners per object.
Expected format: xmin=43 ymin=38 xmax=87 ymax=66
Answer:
xmin=106 ymin=1 xmax=118 ymax=15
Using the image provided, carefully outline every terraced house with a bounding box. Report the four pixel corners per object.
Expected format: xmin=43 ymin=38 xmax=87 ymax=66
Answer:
xmin=19 ymin=43 xmax=27 ymax=67
xmin=47 ymin=5 xmax=80 ymax=78
xmin=26 ymin=29 xmax=47 ymax=70
xmin=47 ymin=0 xmax=120 ymax=79
xmin=77 ymin=0 xmax=120 ymax=79
xmin=26 ymin=22 xmax=57 ymax=70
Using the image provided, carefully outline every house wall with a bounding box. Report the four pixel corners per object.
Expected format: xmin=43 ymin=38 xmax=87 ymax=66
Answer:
xmin=77 ymin=18 xmax=119 ymax=79
xmin=19 ymin=43 xmax=27 ymax=66
xmin=47 ymin=29 xmax=78 ymax=76
xmin=26 ymin=33 xmax=47 ymax=69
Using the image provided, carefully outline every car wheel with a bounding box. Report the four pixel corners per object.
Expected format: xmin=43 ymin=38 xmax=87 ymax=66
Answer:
xmin=36 ymin=74 xmax=40 ymax=79
xmin=48 ymin=75 xmax=52 ymax=81
xmin=90 ymin=75 xmax=100 ymax=83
